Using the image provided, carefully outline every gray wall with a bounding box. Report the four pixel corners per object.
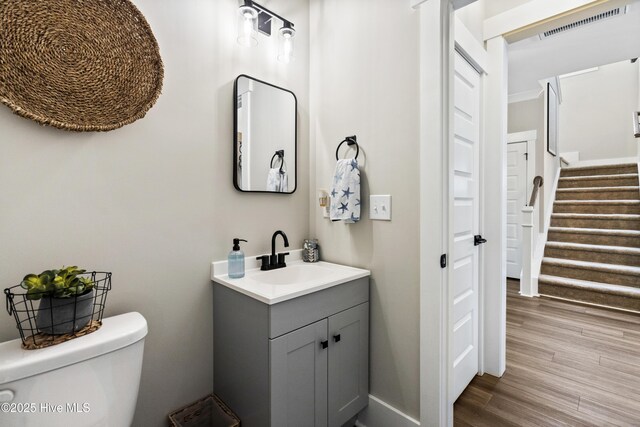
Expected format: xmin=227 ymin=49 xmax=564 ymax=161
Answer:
xmin=310 ymin=0 xmax=420 ymax=419
xmin=508 ymin=94 xmax=549 ymax=229
xmin=0 ymin=0 xmax=309 ymax=425
xmin=559 ymin=60 xmax=639 ymax=161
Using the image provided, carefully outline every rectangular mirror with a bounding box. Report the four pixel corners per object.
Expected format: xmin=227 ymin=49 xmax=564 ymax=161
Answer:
xmin=234 ymin=75 xmax=297 ymax=193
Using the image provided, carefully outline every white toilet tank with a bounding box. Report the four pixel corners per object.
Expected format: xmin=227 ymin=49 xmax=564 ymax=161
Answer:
xmin=0 ymin=312 xmax=147 ymax=427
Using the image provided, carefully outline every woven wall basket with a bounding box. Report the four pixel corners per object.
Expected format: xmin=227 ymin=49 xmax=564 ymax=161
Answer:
xmin=0 ymin=0 xmax=164 ymax=132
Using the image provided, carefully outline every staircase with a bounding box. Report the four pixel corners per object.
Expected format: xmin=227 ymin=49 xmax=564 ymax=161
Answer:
xmin=538 ymin=163 xmax=640 ymax=311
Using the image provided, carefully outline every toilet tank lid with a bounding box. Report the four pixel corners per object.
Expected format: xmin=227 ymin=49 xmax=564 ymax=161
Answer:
xmin=0 ymin=312 xmax=148 ymax=385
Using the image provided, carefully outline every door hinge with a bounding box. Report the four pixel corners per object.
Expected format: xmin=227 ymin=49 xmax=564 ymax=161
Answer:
xmin=440 ymin=254 xmax=447 ymax=268
xmin=524 ymin=152 xmax=528 ymax=160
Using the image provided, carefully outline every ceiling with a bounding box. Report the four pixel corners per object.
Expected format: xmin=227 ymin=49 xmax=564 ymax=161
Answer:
xmin=508 ymin=0 xmax=640 ymax=95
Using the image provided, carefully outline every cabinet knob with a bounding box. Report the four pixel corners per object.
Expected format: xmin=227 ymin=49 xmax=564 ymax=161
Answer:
xmin=320 ymin=340 xmax=328 ymax=349
xmin=333 ymin=334 xmax=341 ymax=343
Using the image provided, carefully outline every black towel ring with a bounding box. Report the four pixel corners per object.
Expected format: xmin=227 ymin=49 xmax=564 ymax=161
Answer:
xmin=335 ymin=135 xmax=359 ymax=161
xmin=270 ymin=150 xmax=285 ymax=173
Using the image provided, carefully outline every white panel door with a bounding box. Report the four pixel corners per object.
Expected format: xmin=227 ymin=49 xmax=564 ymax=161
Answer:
xmin=506 ymin=142 xmax=528 ymax=279
xmin=451 ymin=51 xmax=481 ymax=402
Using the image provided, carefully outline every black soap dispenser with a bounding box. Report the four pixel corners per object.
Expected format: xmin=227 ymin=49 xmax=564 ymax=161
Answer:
xmin=228 ymin=238 xmax=247 ymax=279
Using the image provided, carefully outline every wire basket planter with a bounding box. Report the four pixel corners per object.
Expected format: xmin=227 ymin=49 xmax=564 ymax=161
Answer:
xmin=4 ymin=271 xmax=111 ymax=350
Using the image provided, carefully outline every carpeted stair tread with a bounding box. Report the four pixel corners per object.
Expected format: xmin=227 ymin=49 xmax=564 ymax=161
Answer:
xmin=545 ymin=241 xmax=640 ymax=255
xmin=542 ymin=257 xmax=640 ymax=276
xmin=553 ymin=199 xmax=640 ymax=214
xmin=556 ymin=186 xmax=640 ymax=193
xmin=541 ymin=162 xmax=640 ymax=310
xmin=555 ymin=186 xmax=640 ymax=201
xmin=557 ymin=174 xmax=639 ymax=189
xmin=538 ymin=275 xmax=640 ymax=299
xmin=560 ymin=163 xmax=637 ymax=177
xmin=550 ymin=213 xmax=640 ymax=230
xmin=551 ymin=213 xmax=640 ymax=220
xmin=548 ymin=227 xmax=640 ymax=236
xmin=554 ymin=200 xmax=640 ymax=205
xmin=559 ymin=173 xmax=639 ymax=182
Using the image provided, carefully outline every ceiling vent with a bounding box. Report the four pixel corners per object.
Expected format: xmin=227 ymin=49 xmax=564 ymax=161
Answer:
xmin=540 ymin=6 xmax=628 ymax=38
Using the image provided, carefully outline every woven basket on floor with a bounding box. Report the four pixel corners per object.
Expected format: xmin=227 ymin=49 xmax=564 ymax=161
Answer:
xmin=0 ymin=0 xmax=164 ymax=132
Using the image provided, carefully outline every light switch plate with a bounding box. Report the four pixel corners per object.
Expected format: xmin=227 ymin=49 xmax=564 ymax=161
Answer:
xmin=370 ymin=195 xmax=392 ymax=220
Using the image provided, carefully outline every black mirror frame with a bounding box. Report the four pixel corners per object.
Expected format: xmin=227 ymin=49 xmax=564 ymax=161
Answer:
xmin=233 ymin=74 xmax=298 ymax=194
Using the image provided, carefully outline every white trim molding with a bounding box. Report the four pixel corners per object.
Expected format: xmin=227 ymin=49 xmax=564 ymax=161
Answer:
xmin=411 ymin=0 xmax=478 ymax=9
xmin=454 ymin=16 xmax=488 ymax=74
xmin=508 ymin=88 xmax=543 ymax=104
xmin=531 ymin=166 xmax=562 ymax=293
xmin=355 ymin=395 xmax=420 ymax=427
xmin=417 ymin=0 xmax=453 ymax=426
xmin=507 ymin=130 xmax=537 ymax=144
xmin=483 ymin=0 xmax=609 ymax=41
xmin=481 ymin=35 xmax=508 ymax=378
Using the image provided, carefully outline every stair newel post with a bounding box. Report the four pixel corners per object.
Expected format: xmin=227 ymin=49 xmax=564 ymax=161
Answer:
xmin=521 ymin=206 xmax=537 ymax=297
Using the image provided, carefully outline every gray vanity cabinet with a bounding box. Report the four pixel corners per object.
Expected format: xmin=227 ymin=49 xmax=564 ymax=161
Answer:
xmin=270 ymin=303 xmax=369 ymax=427
xmin=213 ymin=277 xmax=369 ymax=427
xmin=270 ymin=318 xmax=328 ymax=427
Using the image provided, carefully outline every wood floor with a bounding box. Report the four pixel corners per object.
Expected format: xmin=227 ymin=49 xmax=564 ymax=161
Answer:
xmin=454 ymin=279 xmax=640 ymax=426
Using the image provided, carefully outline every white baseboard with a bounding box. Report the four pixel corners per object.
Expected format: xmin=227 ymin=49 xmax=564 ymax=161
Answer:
xmin=355 ymin=395 xmax=420 ymax=427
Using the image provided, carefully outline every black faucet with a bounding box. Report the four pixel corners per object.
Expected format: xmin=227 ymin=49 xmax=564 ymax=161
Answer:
xmin=256 ymin=230 xmax=290 ymax=271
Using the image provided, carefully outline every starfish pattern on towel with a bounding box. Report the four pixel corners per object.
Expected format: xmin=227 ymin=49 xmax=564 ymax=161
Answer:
xmin=330 ymin=159 xmax=360 ymax=223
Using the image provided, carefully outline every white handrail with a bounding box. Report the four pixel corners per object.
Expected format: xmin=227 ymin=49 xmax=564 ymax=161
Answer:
xmin=634 ymin=111 xmax=640 ymax=138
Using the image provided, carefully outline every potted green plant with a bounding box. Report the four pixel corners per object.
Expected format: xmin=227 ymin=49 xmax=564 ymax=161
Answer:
xmin=21 ymin=266 xmax=95 ymax=335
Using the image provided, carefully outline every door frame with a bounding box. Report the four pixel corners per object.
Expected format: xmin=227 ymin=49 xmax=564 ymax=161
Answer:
xmin=416 ymin=1 xmax=597 ymax=425
xmin=506 ymin=132 xmax=536 ymax=281
xmin=414 ymin=1 xmax=489 ymax=425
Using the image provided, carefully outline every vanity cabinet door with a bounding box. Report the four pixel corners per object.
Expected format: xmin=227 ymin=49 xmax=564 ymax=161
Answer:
xmin=270 ymin=319 xmax=328 ymax=427
xmin=328 ymin=302 xmax=369 ymax=427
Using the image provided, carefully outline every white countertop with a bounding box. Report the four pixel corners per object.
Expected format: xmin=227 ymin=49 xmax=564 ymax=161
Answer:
xmin=211 ymin=250 xmax=370 ymax=305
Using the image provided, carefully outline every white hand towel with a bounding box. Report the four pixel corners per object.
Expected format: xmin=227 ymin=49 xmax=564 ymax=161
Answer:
xmin=330 ymin=159 xmax=360 ymax=223
xmin=267 ymin=168 xmax=288 ymax=192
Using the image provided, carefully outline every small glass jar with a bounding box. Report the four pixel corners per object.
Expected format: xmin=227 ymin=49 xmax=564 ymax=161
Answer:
xmin=303 ymin=239 xmax=319 ymax=263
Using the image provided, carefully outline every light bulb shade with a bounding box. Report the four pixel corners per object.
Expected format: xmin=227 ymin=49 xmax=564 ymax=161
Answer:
xmin=277 ymin=26 xmax=295 ymax=63
xmin=237 ymin=5 xmax=258 ymax=47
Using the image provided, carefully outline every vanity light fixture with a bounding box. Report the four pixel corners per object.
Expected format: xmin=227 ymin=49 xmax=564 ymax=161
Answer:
xmin=237 ymin=2 xmax=258 ymax=47
xmin=236 ymin=0 xmax=296 ymax=63
xmin=277 ymin=22 xmax=295 ymax=63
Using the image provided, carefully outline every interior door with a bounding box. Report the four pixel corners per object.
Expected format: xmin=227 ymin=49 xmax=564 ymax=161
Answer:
xmin=506 ymin=142 xmax=528 ymax=279
xmin=451 ymin=50 xmax=481 ymax=402
xmin=270 ymin=319 xmax=328 ymax=427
